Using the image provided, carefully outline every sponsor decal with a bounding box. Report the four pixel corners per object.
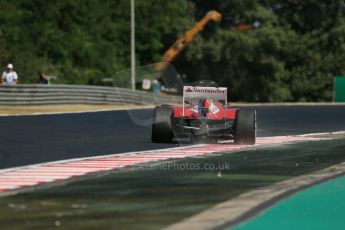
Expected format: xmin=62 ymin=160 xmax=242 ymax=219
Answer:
xmin=209 ymin=101 xmax=220 ymax=114
xmin=191 ymin=105 xmax=199 ymax=113
xmin=185 ymin=87 xmax=193 ymax=93
xmin=183 ymin=86 xmax=227 ymax=100
xmin=184 ymin=87 xmax=226 ymax=94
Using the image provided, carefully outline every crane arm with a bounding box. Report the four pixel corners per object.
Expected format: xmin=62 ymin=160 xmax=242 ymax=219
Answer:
xmin=156 ymin=10 xmax=222 ymax=71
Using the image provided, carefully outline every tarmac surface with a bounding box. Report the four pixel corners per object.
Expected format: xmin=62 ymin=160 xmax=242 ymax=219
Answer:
xmin=0 ymin=105 xmax=344 ymax=169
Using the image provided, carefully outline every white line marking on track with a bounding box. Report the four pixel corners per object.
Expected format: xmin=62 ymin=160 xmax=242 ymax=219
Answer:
xmin=0 ymin=132 xmax=341 ymax=194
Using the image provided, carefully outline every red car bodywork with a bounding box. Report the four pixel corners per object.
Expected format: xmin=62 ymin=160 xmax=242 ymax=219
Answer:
xmin=172 ymin=100 xmax=237 ymax=120
xmin=152 ymin=82 xmax=256 ymax=144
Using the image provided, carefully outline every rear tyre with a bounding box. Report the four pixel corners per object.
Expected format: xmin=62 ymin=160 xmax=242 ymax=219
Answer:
xmin=151 ymin=106 xmax=174 ymax=143
xmin=234 ymin=109 xmax=256 ymax=145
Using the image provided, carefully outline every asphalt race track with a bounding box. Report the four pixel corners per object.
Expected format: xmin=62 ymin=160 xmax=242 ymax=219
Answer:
xmin=0 ymin=105 xmax=344 ymax=169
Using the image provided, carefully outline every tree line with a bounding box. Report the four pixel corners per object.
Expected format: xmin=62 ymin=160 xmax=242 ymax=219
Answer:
xmin=0 ymin=0 xmax=344 ymax=102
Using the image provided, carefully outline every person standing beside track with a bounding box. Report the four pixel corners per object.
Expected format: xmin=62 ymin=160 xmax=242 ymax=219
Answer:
xmin=1 ymin=63 xmax=18 ymax=85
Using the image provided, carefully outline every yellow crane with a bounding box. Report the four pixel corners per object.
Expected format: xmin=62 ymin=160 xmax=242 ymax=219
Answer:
xmin=156 ymin=10 xmax=222 ymax=72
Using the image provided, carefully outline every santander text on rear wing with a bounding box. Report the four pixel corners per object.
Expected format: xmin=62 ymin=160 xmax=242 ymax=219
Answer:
xmin=182 ymin=86 xmax=228 ymax=116
xmin=183 ymin=86 xmax=227 ymax=100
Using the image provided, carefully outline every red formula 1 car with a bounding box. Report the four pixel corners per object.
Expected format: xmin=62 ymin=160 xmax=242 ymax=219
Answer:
xmin=151 ymin=81 xmax=256 ymax=144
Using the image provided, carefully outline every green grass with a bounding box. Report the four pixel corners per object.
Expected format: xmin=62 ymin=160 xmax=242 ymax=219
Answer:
xmin=0 ymin=139 xmax=345 ymax=230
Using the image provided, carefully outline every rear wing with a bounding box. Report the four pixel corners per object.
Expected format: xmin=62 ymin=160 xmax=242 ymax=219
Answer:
xmin=183 ymin=86 xmax=228 ymax=116
xmin=183 ymin=86 xmax=227 ymax=100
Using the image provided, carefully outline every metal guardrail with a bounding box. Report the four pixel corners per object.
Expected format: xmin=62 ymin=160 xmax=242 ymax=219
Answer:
xmin=0 ymin=84 xmax=181 ymax=106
